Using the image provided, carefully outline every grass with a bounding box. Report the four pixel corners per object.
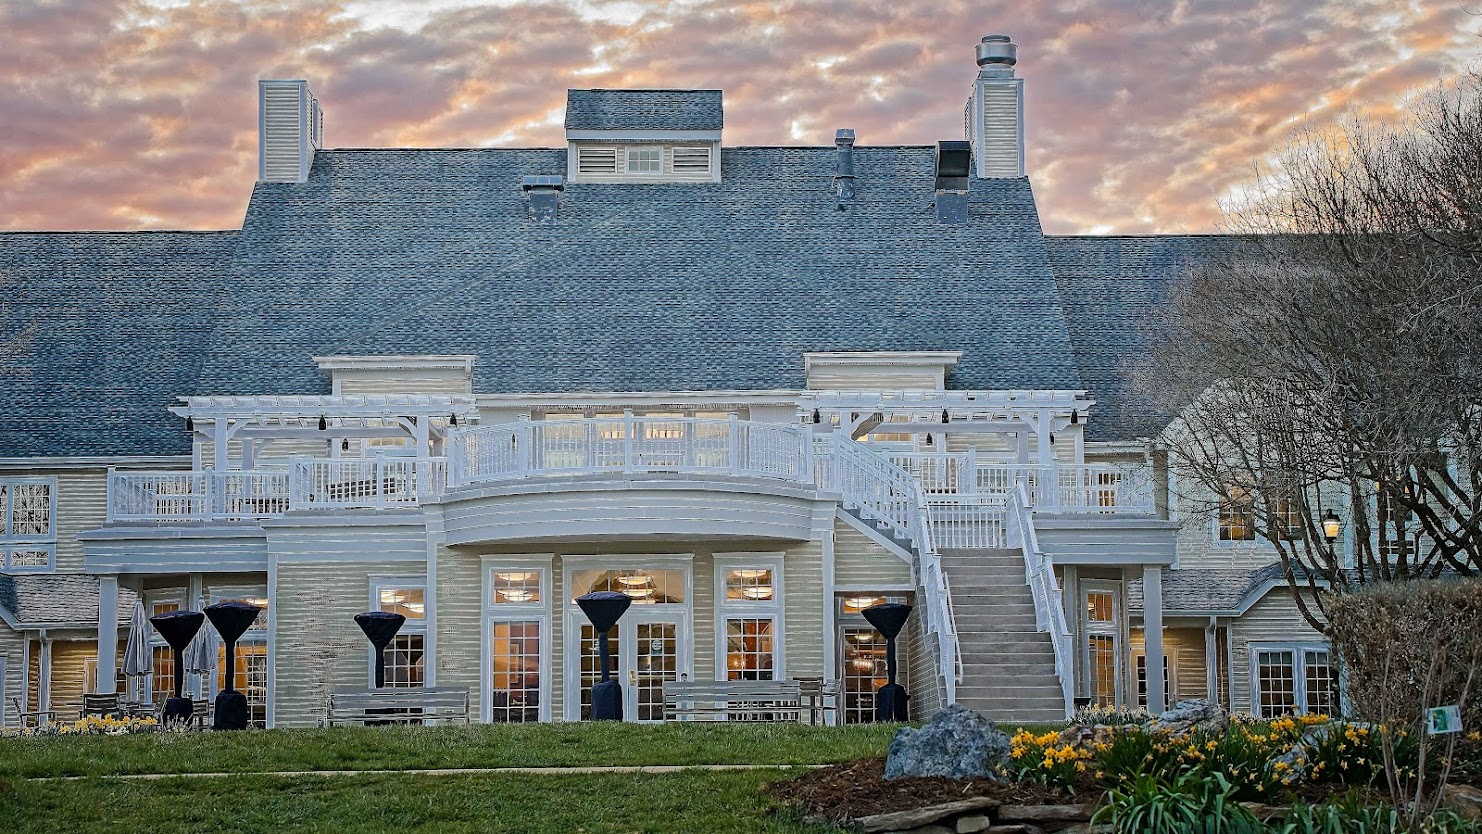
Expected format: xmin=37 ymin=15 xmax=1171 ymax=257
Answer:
xmin=0 ymin=722 xmax=898 ymax=779
xmin=0 ymin=770 xmax=838 ymax=834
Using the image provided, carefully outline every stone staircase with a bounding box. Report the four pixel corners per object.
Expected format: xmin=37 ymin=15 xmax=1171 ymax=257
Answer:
xmin=939 ymin=547 xmax=1068 ymax=723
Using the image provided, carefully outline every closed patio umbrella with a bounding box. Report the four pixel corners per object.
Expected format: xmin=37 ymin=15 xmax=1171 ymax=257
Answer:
xmin=120 ymin=601 xmax=152 ymax=702
xmin=184 ymin=625 xmax=219 ymax=694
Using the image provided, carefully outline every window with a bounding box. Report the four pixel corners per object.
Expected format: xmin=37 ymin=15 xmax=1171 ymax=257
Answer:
xmin=576 ymin=146 xmax=617 ymax=174
xmin=148 ymin=598 xmax=181 ymax=704
xmin=1377 ymin=485 xmax=1416 ymax=560
xmin=1135 ymin=653 xmax=1174 ymax=707
xmin=373 ymin=582 xmax=426 ymax=688
xmin=835 ymin=593 xmax=908 ymax=723
xmin=1218 ymin=485 xmax=1257 ymax=542
xmin=626 ymin=146 xmax=662 ymax=174
xmin=1252 ymin=644 xmax=1336 ymax=717
xmin=485 ymin=564 xmax=547 ymax=722
xmin=0 ymin=478 xmax=55 ymax=572
xmin=1271 ymin=497 xmax=1304 ymax=541
xmin=573 ymin=568 xmax=685 ymax=605
xmin=1083 ymin=587 xmax=1120 ymax=706
xmin=717 ymin=561 xmax=782 ymax=681
xmin=217 ymin=642 xmax=268 ymax=728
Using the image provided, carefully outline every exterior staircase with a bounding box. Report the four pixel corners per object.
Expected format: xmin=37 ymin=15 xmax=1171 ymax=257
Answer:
xmin=939 ymin=547 xmax=1069 ymax=723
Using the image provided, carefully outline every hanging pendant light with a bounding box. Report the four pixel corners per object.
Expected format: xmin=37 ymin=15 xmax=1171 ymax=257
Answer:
xmin=450 ymin=413 xmax=458 ymax=427
xmin=185 ymin=416 xmax=194 ymax=433
xmin=941 ymin=409 xmax=950 ymax=424
xmin=1071 ymin=409 xmax=1079 ymax=425
xmin=924 ymin=434 xmax=934 ymax=447
xmin=318 ymin=415 xmax=328 ymax=431
xmin=812 ymin=409 xmax=821 ymax=424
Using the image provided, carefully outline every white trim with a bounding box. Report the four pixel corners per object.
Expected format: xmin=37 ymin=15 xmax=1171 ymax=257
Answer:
xmin=1081 ymin=581 xmax=1122 ymax=704
xmin=835 ymin=509 xmax=914 ymax=563
xmin=475 ymin=391 xmax=800 ymax=409
xmin=266 ymin=553 xmax=278 ymax=728
xmin=1247 ymin=640 xmax=1334 ymax=717
xmin=481 ymin=555 xmax=554 ymax=724
xmin=712 ymin=553 xmax=786 ymax=682
xmin=565 ymin=129 xmax=723 ymax=141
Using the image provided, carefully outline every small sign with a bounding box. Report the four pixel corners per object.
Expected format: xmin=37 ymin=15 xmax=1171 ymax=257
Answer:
xmin=649 ymin=638 xmax=665 ymax=655
xmin=1427 ymin=705 xmax=1463 ymax=735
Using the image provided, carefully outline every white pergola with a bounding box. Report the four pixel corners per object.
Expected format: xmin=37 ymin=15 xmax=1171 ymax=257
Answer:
xmin=797 ymin=389 xmax=1094 ymax=465
xmin=171 ymin=394 xmax=481 ymax=470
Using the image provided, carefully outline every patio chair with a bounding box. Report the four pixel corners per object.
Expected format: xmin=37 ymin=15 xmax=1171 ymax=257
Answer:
xmin=82 ymin=692 xmax=124 ymax=720
xmin=8 ymin=696 xmax=57 ymax=730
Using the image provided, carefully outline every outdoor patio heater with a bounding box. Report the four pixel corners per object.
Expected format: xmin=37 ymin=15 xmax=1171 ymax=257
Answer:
xmin=862 ymin=602 xmax=912 ymax=722
xmin=354 ymin=611 xmax=407 ymax=689
xmin=204 ymin=601 xmax=262 ymax=730
xmin=576 ymin=591 xmax=632 ymax=721
xmin=149 ymin=609 xmax=205 ymax=724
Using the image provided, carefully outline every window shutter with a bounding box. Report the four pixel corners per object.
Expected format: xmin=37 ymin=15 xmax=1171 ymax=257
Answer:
xmin=672 ymin=146 xmax=712 ymax=176
xmin=577 ymin=147 xmax=617 ymax=174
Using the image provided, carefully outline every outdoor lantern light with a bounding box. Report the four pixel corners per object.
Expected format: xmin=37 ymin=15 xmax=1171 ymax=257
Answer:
xmin=924 ymin=434 xmax=934 ymax=447
xmin=450 ymin=413 xmax=458 ymax=427
xmin=1321 ymin=509 xmax=1342 ymax=544
xmin=1071 ymin=409 xmax=1079 ymax=425
xmin=862 ymin=603 xmax=912 ymax=722
xmin=812 ymin=409 xmax=821 ymax=424
xmin=354 ymin=611 xmax=407 ymax=689
xmin=204 ymin=601 xmax=262 ymax=730
xmin=941 ymin=409 xmax=950 ymax=424
xmin=185 ymin=416 xmax=194 ymax=433
xmin=149 ymin=609 xmax=205 ymax=725
xmin=577 ymin=591 xmax=632 ymax=720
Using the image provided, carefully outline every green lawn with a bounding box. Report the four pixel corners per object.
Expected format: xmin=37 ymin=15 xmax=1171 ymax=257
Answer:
xmin=0 ymin=722 xmax=897 ymax=779
xmin=0 ymin=770 xmax=836 ymax=834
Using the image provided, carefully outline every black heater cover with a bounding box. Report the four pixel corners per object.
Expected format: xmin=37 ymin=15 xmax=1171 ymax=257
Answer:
xmin=355 ymin=611 xmax=407 ymax=689
xmin=576 ymin=591 xmax=632 ymax=720
xmin=149 ymin=610 xmax=205 ymax=723
xmin=205 ymin=601 xmax=262 ymax=730
xmin=863 ymin=603 xmax=913 ymax=722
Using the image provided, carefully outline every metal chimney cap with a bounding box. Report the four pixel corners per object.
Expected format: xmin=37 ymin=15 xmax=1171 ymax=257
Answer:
xmin=976 ymin=34 xmax=1017 ymax=67
xmin=834 ymin=128 xmax=856 ymax=145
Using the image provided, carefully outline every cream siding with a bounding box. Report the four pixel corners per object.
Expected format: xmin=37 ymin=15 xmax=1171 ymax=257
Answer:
xmin=782 ymin=539 xmax=826 ymax=680
xmin=335 ymin=373 xmax=472 ymax=395
xmin=904 ymin=610 xmax=939 ymax=720
xmin=0 ymin=626 xmax=25 ymax=727
xmin=433 ymin=544 xmax=485 ymax=715
xmin=1228 ymin=589 xmax=1327 ymax=714
xmin=806 ymin=366 xmax=945 ymax=391
xmin=691 ymin=551 xmax=715 ymax=682
xmin=47 ymin=639 xmax=95 ymax=720
xmin=832 ymin=521 xmax=912 ymax=587
xmin=271 ymin=560 xmax=389 ymax=727
xmin=1129 ymin=626 xmax=1209 ymax=703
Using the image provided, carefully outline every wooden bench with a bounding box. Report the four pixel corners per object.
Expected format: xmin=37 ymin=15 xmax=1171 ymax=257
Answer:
xmin=662 ymin=680 xmax=805 ymax=722
xmin=326 ymin=687 xmax=470 ymax=726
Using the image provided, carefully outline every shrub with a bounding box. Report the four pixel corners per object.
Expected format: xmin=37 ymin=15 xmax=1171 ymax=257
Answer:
xmin=1091 ymin=726 xmax=1182 ymax=787
xmin=1093 ymin=771 xmax=1265 ymax=834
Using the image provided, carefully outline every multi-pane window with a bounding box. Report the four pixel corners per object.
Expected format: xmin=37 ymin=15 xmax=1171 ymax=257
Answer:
xmin=720 ymin=565 xmax=780 ymax=681
xmin=375 ymin=584 xmax=425 ymax=688
xmin=1270 ymin=497 xmax=1305 ymax=541
xmin=489 ymin=620 xmax=541 ymax=722
xmin=1218 ymin=485 xmax=1257 ymax=541
xmin=574 ymin=568 xmax=685 ymax=605
xmin=1253 ymin=645 xmax=1336 ymax=717
xmin=841 ymin=626 xmax=889 ymax=724
xmin=217 ymin=642 xmax=268 ymax=728
xmin=626 ymin=146 xmax=663 ymax=174
xmin=1377 ymin=485 xmax=1416 ymax=560
xmin=0 ymin=479 xmax=55 ymax=571
xmin=1084 ymin=588 xmax=1119 ymax=706
xmin=148 ymin=599 xmax=180 ymax=704
xmin=1136 ymin=653 xmax=1174 ymax=708
xmin=487 ymin=567 xmax=546 ymax=722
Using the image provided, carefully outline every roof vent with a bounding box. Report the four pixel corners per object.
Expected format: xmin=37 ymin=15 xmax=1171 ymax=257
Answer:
xmin=964 ymin=35 xmax=1025 ymax=178
xmin=934 ymin=141 xmax=972 ymax=224
xmin=258 ymin=80 xmax=323 ymax=183
xmin=521 ymin=175 xmax=565 ymax=223
xmin=833 ymin=129 xmax=856 ymax=203
xmin=976 ymin=34 xmax=1017 ymax=67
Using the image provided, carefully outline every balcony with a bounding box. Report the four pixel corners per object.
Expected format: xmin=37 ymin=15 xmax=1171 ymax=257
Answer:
xmin=107 ymin=458 xmax=447 ymax=523
xmin=888 ymin=452 xmax=1155 ymax=514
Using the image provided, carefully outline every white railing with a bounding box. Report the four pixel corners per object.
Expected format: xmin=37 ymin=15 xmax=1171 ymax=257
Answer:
xmin=108 ymin=459 xmax=446 ymax=522
xmin=889 ymin=452 xmax=976 ymax=494
xmin=1054 ymin=464 xmax=1155 ymax=514
xmin=891 ymin=454 xmax=1155 ymax=515
xmin=823 ymin=436 xmax=963 ymax=704
xmin=1004 ymin=483 xmax=1075 ymax=719
xmin=975 ymin=464 xmax=1056 ymax=504
xmin=454 ymin=416 xmax=814 ymax=487
xmin=923 ymin=494 xmax=1008 ymax=549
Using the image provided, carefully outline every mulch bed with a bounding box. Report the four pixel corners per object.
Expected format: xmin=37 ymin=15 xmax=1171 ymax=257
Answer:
xmin=767 ymin=757 xmax=1075 ymax=823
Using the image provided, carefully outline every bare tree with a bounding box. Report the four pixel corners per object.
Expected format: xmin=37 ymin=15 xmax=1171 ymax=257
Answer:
xmin=1140 ymin=73 xmax=1482 ymax=630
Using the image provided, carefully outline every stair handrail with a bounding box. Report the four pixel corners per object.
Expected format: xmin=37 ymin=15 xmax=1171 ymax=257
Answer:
xmin=1005 ymin=482 xmax=1076 ymax=719
xmin=824 ymin=434 xmax=963 ymax=704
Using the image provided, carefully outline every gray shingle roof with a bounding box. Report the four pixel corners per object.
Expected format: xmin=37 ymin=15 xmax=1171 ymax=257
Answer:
xmin=0 ymin=231 xmax=238 ymax=457
xmin=1045 ymin=235 xmax=1244 ymax=442
xmin=565 ymin=89 xmax=723 ymax=131
xmin=0 ymin=573 xmax=137 ymax=628
xmin=1127 ymin=563 xmax=1294 ymax=615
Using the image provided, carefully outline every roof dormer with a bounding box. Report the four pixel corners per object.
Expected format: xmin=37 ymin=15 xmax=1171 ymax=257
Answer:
xmin=564 ymin=89 xmax=722 ymax=183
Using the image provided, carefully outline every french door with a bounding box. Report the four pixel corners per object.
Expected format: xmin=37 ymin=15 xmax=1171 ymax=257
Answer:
xmin=572 ymin=610 xmax=688 ymax=722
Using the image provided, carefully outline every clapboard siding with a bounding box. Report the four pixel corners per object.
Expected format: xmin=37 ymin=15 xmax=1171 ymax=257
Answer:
xmin=55 ymin=470 xmax=108 ymax=573
xmin=434 ymin=544 xmax=484 ymax=714
xmin=806 ymin=366 xmax=944 ymax=390
xmin=833 ymin=522 xmax=912 ymax=587
xmin=1033 ymin=517 xmax=1178 ymax=565
xmin=0 ymin=628 xmax=24 ymax=727
xmin=1172 ymin=479 xmax=1287 ymax=571
xmin=1228 ymin=590 xmax=1327 ymax=714
xmin=904 ymin=611 xmax=939 ymax=719
xmin=84 ymin=527 xmax=269 ymax=574
xmin=272 ymin=560 xmax=387 ymax=727
xmin=47 ymin=640 xmax=94 ymax=719
xmin=336 ymin=372 xmax=472 ymax=395
xmin=691 ymin=551 xmax=715 ymax=682
xmin=1130 ymin=626 xmax=1209 ymax=702
xmin=783 ymin=540 xmax=825 ymax=680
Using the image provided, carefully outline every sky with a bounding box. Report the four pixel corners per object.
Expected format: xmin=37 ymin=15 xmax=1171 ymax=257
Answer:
xmin=0 ymin=0 xmax=1477 ymax=234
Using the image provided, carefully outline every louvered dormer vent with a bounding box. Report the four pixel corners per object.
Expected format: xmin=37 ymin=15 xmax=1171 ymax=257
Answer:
xmin=565 ymin=89 xmax=723 ymax=183
xmin=572 ymin=144 xmax=715 ymax=182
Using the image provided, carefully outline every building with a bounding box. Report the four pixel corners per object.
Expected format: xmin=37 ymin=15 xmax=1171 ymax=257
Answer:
xmin=0 ymin=35 xmax=1333 ymax=729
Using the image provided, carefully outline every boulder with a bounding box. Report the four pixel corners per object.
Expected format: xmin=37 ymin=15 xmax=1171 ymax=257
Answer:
xmin=1145 ymin=699 xmax=1228 ymax=735
xmin=883 ymin=704 xmax=1011 ymax=780
xmin=1441 ymin=784 xmax=1482 ymax=820
xmin=997 ymin=803 xmax=1096 ymax=822
xmin=1268 ymin=721 xmax=1374 ymax=783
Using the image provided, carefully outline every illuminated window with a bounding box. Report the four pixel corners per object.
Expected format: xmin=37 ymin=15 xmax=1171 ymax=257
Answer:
xmin=1253 ymin=645 xmax=1336 ymax=718
xmin=573 ymin=568 xmax=685 ymax=605
xmin=1218 ymin=485 xmax=1257 ymax=541
xmin=1089 ymin=635 xmax=1117 ymax=706
xmin=1086 ymin=591 xmax=1115 ymax=624
xmin=840 ymin=626 xmax=891 ymax=723
xmin=491 ymin=571 xmax=542 ymax=605
xmin=1272 ymin=497 xmax=1304 ymax=541
xmin=148 ymin=599 xmax=181 ymax=704
xmin=1135 ymin=653 xmax=1174 ymax=707
xmin=489 ymin=620 xmax=541 ymax=722
xmin=725 ymin=619 xmax=775 ymax=681
xmin=1084 ymin=586 xmax=1120 ymax=706
xmin=840 ymin=595 xmax=886 ymax=615
xmin=719 ymin=561 xmax=782 ymax=681
xmin=216 ymin=642 xmax=268 ymax=727
xmin=374 ymin=582 xmax=426 ymax=688
xmin=724 ymin=568 xmax=774 ymax=603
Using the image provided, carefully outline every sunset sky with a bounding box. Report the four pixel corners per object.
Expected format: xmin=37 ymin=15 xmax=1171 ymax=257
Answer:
xmin=1 ymin=0 xmax=1477 ymax=234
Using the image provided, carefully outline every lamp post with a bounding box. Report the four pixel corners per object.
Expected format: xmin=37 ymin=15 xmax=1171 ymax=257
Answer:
xmin=1321 ymin=509 xmax=1342 ymax=545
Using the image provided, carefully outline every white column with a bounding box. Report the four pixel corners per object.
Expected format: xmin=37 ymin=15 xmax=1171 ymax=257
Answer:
xmin=1143 ymin=566 xmax=1166 ymax=714
xmin=1061 ymin=565 xmax=1078 ymax=698
xmin=97 ymin=576 xmax=120 ymax=694
xmin=214 ymin=420 xmax=229 ymax=470
xmin=821 ymin=526 xmax=836 ymax=723
xmin=1205 ymin=617 xmax=1219 ymax=706
xmin=38 ymin=632 xmax=53 ymax=716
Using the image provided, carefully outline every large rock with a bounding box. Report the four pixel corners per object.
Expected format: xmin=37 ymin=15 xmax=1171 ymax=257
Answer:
xmin=1269 ymin=721 xmax=1374 ymax=783
xmin=1144 ymin=699 xmax=1228 ymax=735
xmin=1442 ymin=784 xmax=1482 ymax=820
xmin=883 ymin=703 xmax=1011 ymax=780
